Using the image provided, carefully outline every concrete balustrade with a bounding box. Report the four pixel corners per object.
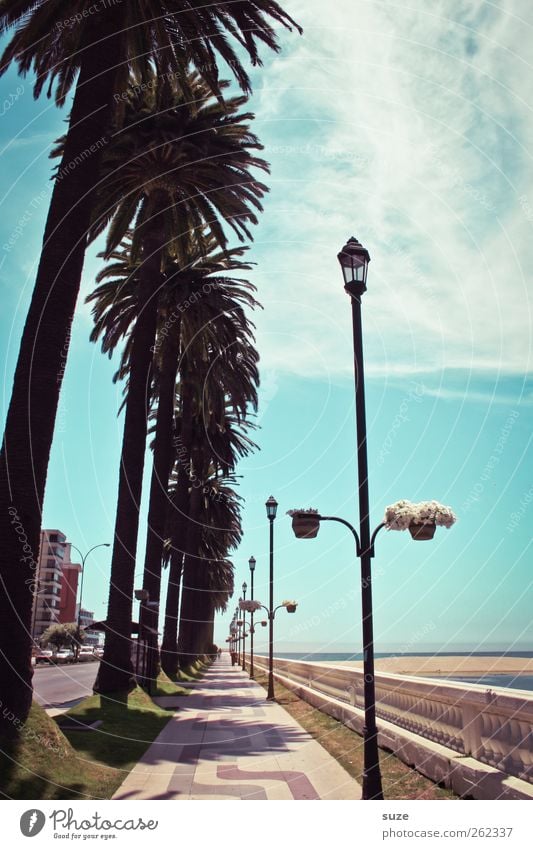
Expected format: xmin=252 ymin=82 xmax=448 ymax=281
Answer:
xmin=252 ymin=655 xmax=533 ymax=786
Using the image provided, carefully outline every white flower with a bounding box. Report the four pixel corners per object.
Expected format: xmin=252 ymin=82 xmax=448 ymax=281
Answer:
xmin=384 ymin=500 xmax=457 ymax=531
xmin=239 ymin=599 xmax=262 ymax=613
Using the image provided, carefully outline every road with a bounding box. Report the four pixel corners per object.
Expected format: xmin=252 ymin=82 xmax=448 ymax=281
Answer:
xmin=32 ymin=661 xmax=99 ymax=707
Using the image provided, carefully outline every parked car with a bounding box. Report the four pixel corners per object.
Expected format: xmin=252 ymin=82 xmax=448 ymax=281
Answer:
xmin=34 ymin=650 xmax=54 ymax=666
xmin=53 ymin=649 xmax=75 ymax=664
xmin=78 ymin=647 xmax=97 ymax=662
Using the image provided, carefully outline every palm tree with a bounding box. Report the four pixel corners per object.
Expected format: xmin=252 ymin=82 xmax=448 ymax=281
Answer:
xmin=160 ymin=479 xmax=240 ymax=671
xmin=87 ymin=74 xmax=268 ymax=692
xmin=174 ymin=341 xmax=259 ymax=668
xmin=90 ymin=238 xmax=260 ymax=680
xmin=190 ymin=478 xmax=243 ymax=657
xmin=160 ymin=324 xmax=260 ymax=675
xmin=0 ymin=0 xmax=300 ymax=730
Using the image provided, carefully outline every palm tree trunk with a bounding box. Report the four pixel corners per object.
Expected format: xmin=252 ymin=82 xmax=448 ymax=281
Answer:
xmin=195 ymin=579 xmax=214 ymax=655
xmin=142 ymin=324 xmax=181 ymax=685
xmin=160 ymin=547 xmax=184 ymax=677
xmin=0 ymin=15 xmax=122 ymax=733
xmin=177 ymin=465 xmax=207 ymax=667
xmin=160 ymin=378 xmax=194 ymax=676
xmin=95 ymin=199 xmax=166 ymax=694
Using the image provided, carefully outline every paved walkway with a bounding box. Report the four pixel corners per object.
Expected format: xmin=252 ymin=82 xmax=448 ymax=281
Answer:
xmin=113 ymin=655 xmax=361 ymax=800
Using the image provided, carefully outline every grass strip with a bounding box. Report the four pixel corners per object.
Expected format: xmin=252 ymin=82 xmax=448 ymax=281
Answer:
xmin=0 ymin=681 xmax=186 ymax=800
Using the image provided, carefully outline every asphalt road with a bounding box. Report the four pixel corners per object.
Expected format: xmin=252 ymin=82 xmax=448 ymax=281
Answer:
xmin=32 ymin=661 xmax=99 ymax=707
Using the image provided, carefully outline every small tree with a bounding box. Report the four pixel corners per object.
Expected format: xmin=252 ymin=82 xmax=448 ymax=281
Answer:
xmin=41 ymin=622 xmax=81 ymax=652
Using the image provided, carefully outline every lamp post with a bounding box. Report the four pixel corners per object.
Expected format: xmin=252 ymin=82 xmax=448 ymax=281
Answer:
xmin=249 ymin=556 xmax=256 ymax=679
xmin=336 ymin=235 xmax=385 ymax=799
xmin=235 ymin=607 xmax=241 ymax=665
xmin=229 ymin=614 xmax=238 ymax=665
xmin=265 ymin=496 xmax=278 ymax=699
xmin=288 ymin=236 xmax=458 ymax=799
xmin=239 ymin=597 xmax=296 ymax=699
xmin=71 ymin=542 xmax=110 ymax=659
xmin=242 ymin=581 xmax=247 ymax=671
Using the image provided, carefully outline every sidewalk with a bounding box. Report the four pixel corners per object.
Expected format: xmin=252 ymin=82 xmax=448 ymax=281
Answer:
xmin=113 ymin=654 xmax=361 ymax=800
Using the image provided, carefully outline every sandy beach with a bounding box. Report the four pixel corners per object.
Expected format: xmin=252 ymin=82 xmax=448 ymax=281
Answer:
xmin=321 ymin=655 xmax=533 ymax=677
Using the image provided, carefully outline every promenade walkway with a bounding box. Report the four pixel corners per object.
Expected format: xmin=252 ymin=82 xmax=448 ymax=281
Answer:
xmin=114 ymin=654 xmax=361 ymax=800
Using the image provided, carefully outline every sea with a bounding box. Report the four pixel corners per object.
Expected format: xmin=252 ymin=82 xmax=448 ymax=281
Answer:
xmin=256 ymin=651 xmax=533 ymax=693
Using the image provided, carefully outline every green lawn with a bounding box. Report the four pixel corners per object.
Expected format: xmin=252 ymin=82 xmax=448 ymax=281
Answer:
xmin=151 ymin=669 xmax=191 ymax=696
xmin=168 ymin=657 xmax=211 ymax=683
xmin=0 ymin=673 xmax=193 ymax=800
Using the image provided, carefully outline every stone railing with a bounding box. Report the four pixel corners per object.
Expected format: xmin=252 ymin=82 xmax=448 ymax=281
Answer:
xmin=252 ymin=655 xmax=533 ymax=784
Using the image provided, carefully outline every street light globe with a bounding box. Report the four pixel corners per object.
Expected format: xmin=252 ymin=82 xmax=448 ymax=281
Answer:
xmin=248 ymin=556 xmax=256 ymax=572
xmin=338 ymin=236 xmax=370 ymax=297
xmin=265 ymin=495 xmax=278 ymax=520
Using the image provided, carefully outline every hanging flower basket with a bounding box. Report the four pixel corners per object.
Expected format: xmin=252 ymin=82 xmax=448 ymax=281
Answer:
xmin=384 ymin=500 xmax=456 ymax=540
xmin=287 ymin=509 xmax=320 ymax=539
xmin=239 ymin=599 xmax=262 ymax=613
xmin=285 ymin=603 xmax=297 ymax=613
xmin=408 ymin=522 xmax=436 ymax=541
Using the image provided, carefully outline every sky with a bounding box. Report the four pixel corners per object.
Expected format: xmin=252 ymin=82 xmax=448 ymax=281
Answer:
xmin=0 ymin=0 xmax=532 ymax=656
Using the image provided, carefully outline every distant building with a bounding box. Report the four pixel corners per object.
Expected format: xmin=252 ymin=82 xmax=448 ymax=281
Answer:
xmin=31 ymin=530 xmax=81 ymax=643
xmin=60 ymin=553 xmax=81 ymax=623
xmin=77 ymin=606 xmax=100 ymax=647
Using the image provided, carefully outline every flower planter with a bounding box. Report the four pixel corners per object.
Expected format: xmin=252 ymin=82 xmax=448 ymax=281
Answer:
xmin=291 ymin=514 xmax=320 ymax=539
xmin=408 ymin=522 xmax=436 ymax=541
xmin=286 ymin=604 xmax=297 ymax=613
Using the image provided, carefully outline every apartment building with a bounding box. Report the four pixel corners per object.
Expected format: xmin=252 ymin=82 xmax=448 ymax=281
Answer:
xmin=77 ymin=606 xmax=101 ymax=647
xmin=31 ymin=530 xmax=81 ymax=643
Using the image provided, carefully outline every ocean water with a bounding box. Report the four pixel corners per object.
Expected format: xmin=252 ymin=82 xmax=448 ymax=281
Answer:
xmin=257 ymin=651 xmax=533 ymax=693
xmin=430 ymin=674 xmax=533 ymax=693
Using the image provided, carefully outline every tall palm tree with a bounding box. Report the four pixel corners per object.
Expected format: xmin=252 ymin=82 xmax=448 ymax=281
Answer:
xmin=86 ymin=74 xmax=268 ymax=692
xmin=161 ymin=341 xmax=259 ymax=675
xmin=190 ymin=478 xmax=243 ymax=657
xmin=90 ymin=238 xmax=260 ymax=680
xmin=0 ymin=0 xmax=300 ymax=730
xmin=175 ymin=336 xmax=259 ymax=668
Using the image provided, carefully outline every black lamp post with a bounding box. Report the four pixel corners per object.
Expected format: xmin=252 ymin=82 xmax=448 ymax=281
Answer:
xmin=288 ymin=238 xmax=456 ymax=798
xmin=265 ymin=496 xmax=278 ymax=699
xmin=249 ymin=556 xmax=256 ymax=679
xmin=242 ymin=581 xmax=247 ymax=671
xmin=337 ymin=235 xmax=383 ymax=800
xmin=230 ymin=614 xmax=238 ymax=665
xmin=71 ymin=542 xmax=110 ymax=659
xmin=240 ymin=598 xmax=297 ymax=698
xmin=234 ymin=607 xmax=241 ymax=665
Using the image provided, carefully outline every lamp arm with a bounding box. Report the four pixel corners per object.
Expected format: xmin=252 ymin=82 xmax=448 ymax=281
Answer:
xmin=369 ymin=522 xmax=386 ymax=556
xmin=318 ymin=515 xmax=361 ymax=555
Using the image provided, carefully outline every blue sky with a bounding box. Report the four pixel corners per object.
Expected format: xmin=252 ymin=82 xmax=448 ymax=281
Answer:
xmin=1 ymin=0 xmax=532 ymax=654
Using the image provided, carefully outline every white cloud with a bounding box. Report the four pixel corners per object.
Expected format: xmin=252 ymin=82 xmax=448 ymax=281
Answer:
xmin=244 ymin=0 xmax=533 ymax=381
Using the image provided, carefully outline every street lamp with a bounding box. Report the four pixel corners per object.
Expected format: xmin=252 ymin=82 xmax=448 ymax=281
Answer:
xmin=240 ymin=597 xmax=296 ymax=699
xmin=233 ymin=607 xmax=241 ymax=665
xmin=249 ymin=556 xmax=256 ymax=679
xmin=339 ymin=234 xmax=380 ymax=800
xmin=229 ymin=615 xmax=238 ymax=665
xmin=71 ymin=542 xmax=110 ymax=659
xmin=242 ymin=581 xmax=247 ymax=672
xmin=265 ymin=496 xmax=278 ymax=699
xmin=287 ymin=236 xmax=456 ymax=801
